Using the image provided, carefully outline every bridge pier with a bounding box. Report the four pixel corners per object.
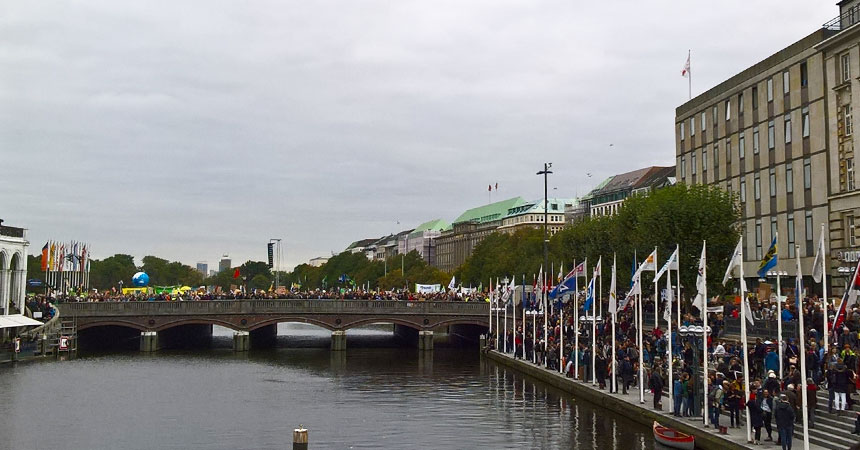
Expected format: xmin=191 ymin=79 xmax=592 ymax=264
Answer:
xmin=140 ymin=331 xmax=159 ymax=352
xmin=331 ymin=330 xmax=346 ymax=351
xmin=418 ymin=331 xmax=434 ymax=351
xmin=250 ymin=324 xmax=277 ymax=349
xmin=233 ymin=331 xmax=249 ymax=352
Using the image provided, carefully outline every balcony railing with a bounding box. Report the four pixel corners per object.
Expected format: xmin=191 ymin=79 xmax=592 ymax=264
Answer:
xmin=824 ymin=5 xmax=860 ymax=32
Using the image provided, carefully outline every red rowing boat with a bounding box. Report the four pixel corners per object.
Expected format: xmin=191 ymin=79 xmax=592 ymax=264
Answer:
xmin=652 ymin=421 xmax=695 ymax=450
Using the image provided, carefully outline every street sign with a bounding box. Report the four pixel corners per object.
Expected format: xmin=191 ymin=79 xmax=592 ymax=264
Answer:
xmin=59 ymin=336 xmax=69 ymax=351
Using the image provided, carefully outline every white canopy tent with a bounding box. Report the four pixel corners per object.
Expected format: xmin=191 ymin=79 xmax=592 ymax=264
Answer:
xmin=0 ymin=314 xmax=43 ymax=329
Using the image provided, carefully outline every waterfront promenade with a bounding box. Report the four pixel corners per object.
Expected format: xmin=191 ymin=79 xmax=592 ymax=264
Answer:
xmin=485 ymin=350 xmax=832 ymax=450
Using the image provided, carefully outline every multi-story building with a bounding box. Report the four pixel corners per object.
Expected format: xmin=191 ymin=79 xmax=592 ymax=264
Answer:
xmin=218 ymin=255 xmax=231 ymax=273
xmin=0 ymin=219 xmax=29 ymax=316
xmin=308 ymin=257 xmax=329 ymax=267
xmin=398 ymin=219 xmax=450 ymax=266
xmin=196 ymin=262 xmax=208 ymax=275
xmin=588 ymin=166 xmax=676 ymax=217
xmin=675 ymin=2 xmax=860 ymax=293
xmin=497 ymin=198 xmax=576 ymax=235
xmin=435 ymin=197 xmax=525 ymax=272
xmin=345 ymin=238 xmax=378 ymax=260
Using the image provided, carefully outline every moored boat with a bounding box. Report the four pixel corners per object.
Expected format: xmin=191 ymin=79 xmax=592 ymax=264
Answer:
xmin=652 ymin=421 xmax=695 ymax=450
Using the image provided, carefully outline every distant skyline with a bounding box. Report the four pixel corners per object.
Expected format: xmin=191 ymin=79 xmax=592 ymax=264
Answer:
xmin=1 ymin=1 xmax=839 ymax=270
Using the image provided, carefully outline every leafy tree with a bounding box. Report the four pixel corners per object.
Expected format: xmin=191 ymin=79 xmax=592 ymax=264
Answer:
xmin=89 ymin=254 xmax=138 ymax=291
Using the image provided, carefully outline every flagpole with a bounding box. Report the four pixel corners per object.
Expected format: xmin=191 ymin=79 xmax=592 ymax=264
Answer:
xmin=560 ymin=291 xmax=564 ymax=374
xmin=739 ymin=244 xmax=752 ymax=443
xmin=676 ymin=244 xmax=681 ymax=330
xmin=575 ymin=259 xmax=581 ymax=380
xmin=533 ymin=273 xmax=537 ymax=363
xmin=513 ymin=275 xmax=517 ymax=357
xmin=504 ymin=279 xmax=508 ymax=353
xmin=496 ymin=277 xmax=500 ymax=350
xmin=688 ymin=49 xmax=692 ymax=100
xmin=587 ymin=259 xmax=595 ymax=386
xmin=821 ymin=223 xmax=829 ymax=354
xmin=551 ymin=261 xmax=554 ymax=315
xmin=796 ymin=245 xmax=810 ymax=450
xmin=777 ymin=261 xmax=784 ymax=379
xmin=522 ymin=273 xmax=526 ymax=359
xmin=702 ymin=241 xmax=709 ymax=426
xmin=654 ymin=247 xmax=659 ymax=332
xmin=544 ymin=270 xmax=548 ymax=366
xmin=611 ymin=253 xmax=617 ymax=394
xmin=638 ymin=267 xmax=645 ymax=403
xmin=667 ymin=259 xmax=674 ymax=410
xmin=488 ymin=277 xmax=493 ymax=340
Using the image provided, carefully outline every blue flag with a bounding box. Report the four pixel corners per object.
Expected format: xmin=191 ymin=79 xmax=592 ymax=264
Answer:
xmin=583 ymin=277 xmax=596 ymax=312
xmin=549 ymin=275 xmax=577 ymax=300
xmin=757 ymin=236 xmax=778 ymax=278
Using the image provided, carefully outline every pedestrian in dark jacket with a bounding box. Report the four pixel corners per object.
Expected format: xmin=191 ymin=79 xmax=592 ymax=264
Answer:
xmin=758 ymin=389 xmax=775 ymax=441
xmin=774 ymin=394 xmax=796 ymax=450
xmin=650 ymin=367 xmax=664 ymax=410
xmin=595 ymin=352 xmax=607 ymax=389
xmin=747 ymin=393 xmax=764 ymax=444
xmin=620 ymin=356 xmax=634 ymax=394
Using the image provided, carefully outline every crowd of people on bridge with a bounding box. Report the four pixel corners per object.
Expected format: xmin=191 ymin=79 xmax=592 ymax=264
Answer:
xmin=485 ymin=287 xmax=860 ymax=447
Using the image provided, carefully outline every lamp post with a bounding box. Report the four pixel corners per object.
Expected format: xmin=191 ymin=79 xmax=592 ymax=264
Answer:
xmin=269 ymin=238 xmax=282 ymax=291
xmin=503 ymin=276 xmax=510 ymax=353
xmin=537 ymin=163 xmax=552 ymax=362
xmin=767 ymin=269 xmax=789 ymax=379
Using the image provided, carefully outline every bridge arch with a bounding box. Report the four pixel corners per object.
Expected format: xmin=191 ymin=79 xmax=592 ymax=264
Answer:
xmin=248 ymin=317 xmax=336 ymax=332
xmin=337 ymin=317 xmax=425 ymax=332
xmin=78 ymin=320 xmax=148 ymax=332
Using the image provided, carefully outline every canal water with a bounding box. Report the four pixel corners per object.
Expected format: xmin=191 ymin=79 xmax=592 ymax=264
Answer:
xmin=0 ymin=324 xmax=653 ymax=449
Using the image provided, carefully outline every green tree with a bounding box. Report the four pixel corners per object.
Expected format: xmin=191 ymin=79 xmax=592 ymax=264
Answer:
xmin=89 ymin=254 xmax=138 ymax=291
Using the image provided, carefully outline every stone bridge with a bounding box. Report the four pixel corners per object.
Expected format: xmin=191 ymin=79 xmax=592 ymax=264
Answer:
xmin=56 ymin=300 xmax=489 ymax=352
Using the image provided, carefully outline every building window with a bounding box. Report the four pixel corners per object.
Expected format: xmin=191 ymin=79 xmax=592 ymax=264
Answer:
xmin=800 ymin=62 xmax=808 ymax=87
xmin=725 ymin=99 xmax=731 ymax=121
xmin=739 ymin=135 xmax=745 ymax=159
xmin=691 ymin=152 xmax=697 ymax=175
xmin=804 ymin=157 xmax=812 ymax=190
xmin=755 ymin=220 xmax=763 ymax=260
xmin=771 ymin=217 xmax=778 ymax=242
xmin=752 ymin=86 xmax=759 ymax=109
xmin=714 ymin=144 xmax=719 ymax=169
xmin=802 ymin=107 xmax=810 ymax=138
xmin=740 ymin=177 xmax=747 ymax=203
xmin=701 ymin=112 xmax=706 ymax=132
xmin=680 ymin=156 xmax=686 ymax=178
xmin=786 ymin=162 xmax=794 ymax=194
xmin=753 ymin=129 xmax=760 ymax=154
xmin=726 ymin=139 xmax=731 ymax=163
xmin=842 ymin=53 xmax=851 ymax=83
xmin=680 ymin=122 xmax=685 ymax=140
xmin=754 ymin=172 xmax=761 ymax=200
xmin=845 ymin=105 xmax=853 ymax=136
xmin=848 ymin=158 xmax=856 ymax=191
xmin=691 ymin=116 xmax=696 ymax=136
xmin=784 ymin=114 xmax=792 ymax=144
xmin=712 ymin=105 xmax=718 ymax=128
xmin=703 ymin=149 xmax=708 ymax=173
xmin=783 ymin=71 xmax=790 ymax=95
xmin=769 ymin=167 xmax=776 ymax=197
xmin=767 ymin=78 xmax=774 ymax=102
xmin=849 ymin=215 xmax=857 ymax=247
xmin=788 ymin=213 xmax=796 ymax=258
xmin=768 ymin=121 xmax=775 ymax=149
xmin=739 ymin=92 xmax=744 ymax=114
xmin=805 ymin=211 xmax=813 ymax=242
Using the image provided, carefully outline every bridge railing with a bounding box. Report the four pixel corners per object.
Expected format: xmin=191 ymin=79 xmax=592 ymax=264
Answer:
xmin=57 ymin=300 xmax=489 ymax=316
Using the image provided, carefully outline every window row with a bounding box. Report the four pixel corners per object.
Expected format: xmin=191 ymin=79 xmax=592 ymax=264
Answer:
xmin=681 ymin=157 xmax=813 ymax=195
xmin=752 ymin=210 xmax=816 ymax=260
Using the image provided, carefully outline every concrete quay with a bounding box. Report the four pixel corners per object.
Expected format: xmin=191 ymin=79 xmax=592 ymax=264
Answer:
xmin=485 ymin=350 xmax=830 ymax=450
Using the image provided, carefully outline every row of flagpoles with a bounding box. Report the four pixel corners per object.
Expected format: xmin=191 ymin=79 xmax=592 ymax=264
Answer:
xmin=39 ymin=240 xmax=91 ymax=292
xmin=484 ymin=223 xmax=843 ymax=450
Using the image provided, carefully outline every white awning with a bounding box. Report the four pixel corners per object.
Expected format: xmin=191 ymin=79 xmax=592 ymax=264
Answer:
xmin=0 ymin=314 xmax=44 ymax=329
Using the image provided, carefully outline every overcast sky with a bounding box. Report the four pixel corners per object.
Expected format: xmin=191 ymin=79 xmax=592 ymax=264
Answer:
xmin=0 ymin=1 xmax=839 ymax=270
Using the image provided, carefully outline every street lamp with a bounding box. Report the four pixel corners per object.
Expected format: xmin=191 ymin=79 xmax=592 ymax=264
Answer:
xmin=679 ymin=324 xmax=711 ymax=420
xmin=269 ymin=238 xmax=282 ymax=291
xmin=537 ymin=163 xmax=552 ymax=363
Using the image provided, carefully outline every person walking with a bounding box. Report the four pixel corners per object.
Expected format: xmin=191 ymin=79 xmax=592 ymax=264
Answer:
xmin=673 ymin=376 xmax=683 ymax=417
xmin=650 ymin=366 xmax=664 ymax=411
xmin=620 ymin=355 xmax=633 ymax=395
xmin=748 ymin=392 xmax=764 ymax=445
xmin=806 ymin=377 xmax=818 ymax=429
xmin=774 ymin=394 xmax=796 ymax=450
xmin=834 ymin=358 xmax=850 ymax=413
xmin=759 ymin=389 xmax=775 ymax=442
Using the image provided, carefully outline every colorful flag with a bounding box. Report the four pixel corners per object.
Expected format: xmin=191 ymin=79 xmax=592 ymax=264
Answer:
xmin=233 ymin=268 xmax=241 ymax=279
xmin=681 ymin=52 xmax=690 ymax=77
xmin=448 ymin=275 xmax=456 ymax=290
xmin=557 ymin=263 xmax=563 ymax=284
xmin=565 ymin=261 xmax=586 ymax=280
xmin=549 ymin=273 xmax=578 ymax=299
xmin=49 ymin=242 xmax=56 ymax=271
xmin=757 ymin=235 xmax=778 ymax=278
xmin=41 ymin=243 xmax=48 ymax=271
xmin=583 ymin=277 xmax=596 ymax=312
xmin=609 ymin=258 xmax=617 ymax=313
xmin=635 ymin=249 xmax=657 ymax=278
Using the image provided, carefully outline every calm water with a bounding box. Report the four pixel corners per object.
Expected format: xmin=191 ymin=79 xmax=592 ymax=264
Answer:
xmin=0 ymin=324 xmax=653 ymax=449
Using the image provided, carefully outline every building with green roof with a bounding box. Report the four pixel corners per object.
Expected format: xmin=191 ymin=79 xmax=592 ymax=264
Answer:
xmin=397 ymin=218 xmax=451 ymax=266
xmin=435 ymin=197 xmax=525 ymax=272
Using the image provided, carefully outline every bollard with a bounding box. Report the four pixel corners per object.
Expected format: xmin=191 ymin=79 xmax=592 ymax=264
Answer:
xmin=293 ymin=425 xmax=308 ymax=450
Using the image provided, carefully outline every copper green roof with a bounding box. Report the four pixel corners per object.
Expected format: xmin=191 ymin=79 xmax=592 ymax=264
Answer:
xmin=452 ymin=197 xmax=526 ymax=225
xmin=413 ymin=218 xmax=450 ymax=233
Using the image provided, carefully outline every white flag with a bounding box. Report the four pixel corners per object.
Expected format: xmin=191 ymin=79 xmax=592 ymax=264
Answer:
xmin=448 ymin=276 xmax=456 ymax=290
xmin=681 ymin=52 xmax=690 ymax=77
xmin=692 ymin=243 xmax=707 ymax=312
xmin=609 ymin=259 xmax=617 ymax=313
xmin=655 ymin=247 xmax=679 ymax=282
xmin=594 ymin=257 xmax=602 ymax=278
xmin=743 ymin=294 xmax=755 ymax=326
xmin=634 ymin=249 xmax=657 ymax=278
xmin=663 ymin=286 xmax=673 ymax=324
xmin=812 ymin=230 xmax=826 ymax=283
xmin=722 ymin=238 xmax=744 ymax=286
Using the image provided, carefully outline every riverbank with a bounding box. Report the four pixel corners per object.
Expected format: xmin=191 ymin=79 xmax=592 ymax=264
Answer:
xmin=484 ymin=350 xmax=827 ymax=450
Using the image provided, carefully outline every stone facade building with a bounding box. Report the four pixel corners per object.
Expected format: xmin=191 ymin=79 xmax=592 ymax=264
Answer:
xmin=0 ymin=219 xmax=29 ymax=316
xmin=435 ymin=197 xmax=525 ymax=272
xmin=675 ymin=1 xmax=860 ymax=292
